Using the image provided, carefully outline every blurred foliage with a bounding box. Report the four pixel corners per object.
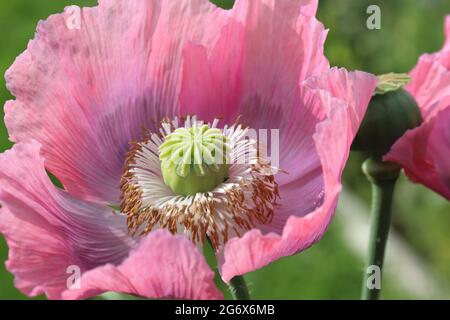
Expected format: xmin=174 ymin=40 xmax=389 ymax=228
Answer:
xmin=319 ymin=0 xmax=450 ymax=73
xmin=0 ymin=0 xmax=449 ymax=300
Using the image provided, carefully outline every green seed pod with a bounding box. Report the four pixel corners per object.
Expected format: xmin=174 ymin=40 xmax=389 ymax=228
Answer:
xmin=159 ymin=125 xmax=229 ymax=196
xmin=352 ymin=74 xmax=422 ymax=155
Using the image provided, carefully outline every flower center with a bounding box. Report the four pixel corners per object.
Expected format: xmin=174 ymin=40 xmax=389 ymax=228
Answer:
xmin=120 ymin=117 xmax=280 ymax=250
xmin=159 ymin=124 xmax=230 ymax=196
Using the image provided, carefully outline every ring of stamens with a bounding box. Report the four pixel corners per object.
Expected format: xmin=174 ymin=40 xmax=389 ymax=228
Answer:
xmin=120 ymin=116 xmax=280 ymax=250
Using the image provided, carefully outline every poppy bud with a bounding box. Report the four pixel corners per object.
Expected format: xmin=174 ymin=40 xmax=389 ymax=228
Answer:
xmin=352 ymin=74 xmax=422 ymax=155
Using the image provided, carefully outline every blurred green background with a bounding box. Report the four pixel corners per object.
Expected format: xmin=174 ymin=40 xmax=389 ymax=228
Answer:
xmin=0 ymin=0 xmax=449 ymax=300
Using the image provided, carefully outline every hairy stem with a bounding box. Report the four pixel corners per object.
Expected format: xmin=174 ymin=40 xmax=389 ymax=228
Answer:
xmin=229 ymin=275 xmax=251 ymax=300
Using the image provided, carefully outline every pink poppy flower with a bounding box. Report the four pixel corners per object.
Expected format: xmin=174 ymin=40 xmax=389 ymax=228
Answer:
xmin=0 ymin=0 xmax=377 ymax=299
xmin=385 ymin=16 xmax=450 ymax=199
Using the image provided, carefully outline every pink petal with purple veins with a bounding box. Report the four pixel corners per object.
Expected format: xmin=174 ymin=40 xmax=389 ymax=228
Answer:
xmin=0 ymin=141 xmax=134 ymax=299
xmin=385 ymin=107 xmax=450 ymax=199
xmin=219 ymin=69 xmax=377 ymax=281
xmin=63 ymin=230 xmax=222 ymax=300
xmin=181 ymin=0 xmax=328 ymax=125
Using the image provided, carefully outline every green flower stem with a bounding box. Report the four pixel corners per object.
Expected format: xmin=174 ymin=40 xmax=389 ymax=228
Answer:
xmin=361 ymin=157 xmax=401 ymax=300
xmin=229 ymin=275 xmax=251 ymax=300
xmin=205 ymin=237 xmax=251 ymax=300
